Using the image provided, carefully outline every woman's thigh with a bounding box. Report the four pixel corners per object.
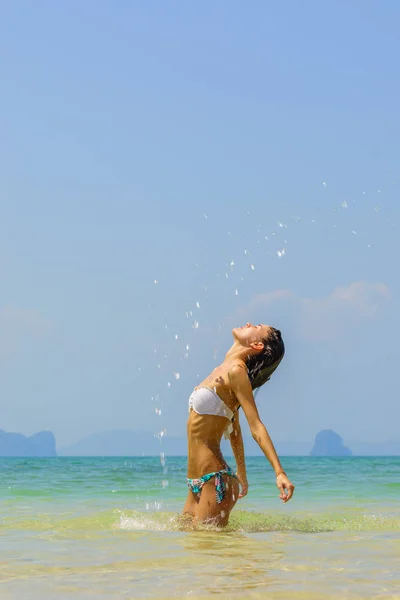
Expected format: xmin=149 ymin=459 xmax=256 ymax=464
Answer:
xmin=182 ymin=490 xmax=198 ymax=516
xmin=194 ymin=475 xmax=240 ymax=527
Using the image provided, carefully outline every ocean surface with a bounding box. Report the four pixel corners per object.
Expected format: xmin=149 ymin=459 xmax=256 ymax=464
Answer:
xmin=0 ymin=456 xmax=399 ymax=599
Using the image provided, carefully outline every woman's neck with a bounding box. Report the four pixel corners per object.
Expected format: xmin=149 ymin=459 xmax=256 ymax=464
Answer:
xmin=224 ymin=341 xmax=250 ymax=363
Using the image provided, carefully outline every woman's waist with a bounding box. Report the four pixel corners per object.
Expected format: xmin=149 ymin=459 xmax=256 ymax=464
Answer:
xmin=187 ymin=439 xmax=227 ymax=477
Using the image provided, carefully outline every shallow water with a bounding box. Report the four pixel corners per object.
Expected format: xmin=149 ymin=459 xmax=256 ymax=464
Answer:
xmin=1 ymin=456 xmax=399 ymax=598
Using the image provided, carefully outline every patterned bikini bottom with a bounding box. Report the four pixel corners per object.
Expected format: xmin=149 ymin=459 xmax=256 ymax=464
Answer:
xmin=186 ymin=466 xmax=237 ymax=504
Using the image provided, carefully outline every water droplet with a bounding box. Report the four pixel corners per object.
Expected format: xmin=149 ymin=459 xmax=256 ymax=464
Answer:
xmin=174 ymin=372 xmax=180 ymax=380
xmin=192 ymin=321 xmax=199 ymax=329
xmin=186 ymin=344 xmax=190 ymax=351
xmin=323 ymin=181 xmax=327 ymax=188
xmin=225 ymin=273 xmax=229 ymax=279
xmin=230 ymin=260 xmax=235 ymax=270
xmin=162 ymin=480 xmax=169 ymax=488
xmin=264 ymin=236 xmax=269 ymax=241
xmin=244 ymin=249 xmax=249 ymax=255
xmin=154 ymin=279 xmax=158 ymax=285
xmin=157 ymin=364 xmax=161 ymax=369
xmin=235 ymin=288 xmax=239 ymax=296
xmin=373 ymin=206 xmax=381 ymax=213
xmin=203 ymin=213 xmax=208 ymax=219
xmin=277 ymin=248 xmax=286 ymax=258
xmin=174 ymin=334 xmax=179 ymax=340
xmin=352 ymin=230 xmax=357 ymax=235
xmin=155 ymin=408 xmax=162 ymax=415
xmin=341 ymin=201 xmax=348 ymax=209
xmin=250 ymin=264 xmax=255 ymax=270
xmin=196 ymin=301 xmax=200 ymax=308
xmin=160 ymin=452 xmax=166 ymax=467
xmin=167 ymin=382 xmax=171 ymax=388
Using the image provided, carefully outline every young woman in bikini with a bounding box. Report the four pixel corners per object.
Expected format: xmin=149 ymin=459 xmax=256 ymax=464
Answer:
xmin=183 ymin=322 xmax=295 ymax=526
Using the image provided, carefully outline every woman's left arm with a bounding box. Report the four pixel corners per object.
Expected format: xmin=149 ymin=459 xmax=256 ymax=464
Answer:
xmin=229 ymin=411 xmax=248 ymax=498
xmin=229 ymin=365 xmax=295 ymax=503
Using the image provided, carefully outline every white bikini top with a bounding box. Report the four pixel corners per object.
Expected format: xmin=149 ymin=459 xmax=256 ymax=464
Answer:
xmin=188 ymin=386 xmax=235 ymax=439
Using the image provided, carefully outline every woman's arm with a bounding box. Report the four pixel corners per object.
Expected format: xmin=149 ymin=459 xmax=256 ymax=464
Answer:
xmin=229 ymin=410 xmax=248 ymax=498
xmin=229 ymin=364 xmax=295 ymax=503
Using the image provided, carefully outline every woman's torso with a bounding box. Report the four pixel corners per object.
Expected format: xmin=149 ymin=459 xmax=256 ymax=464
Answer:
xmin=187 ymin=361 xmax=245 ymax=477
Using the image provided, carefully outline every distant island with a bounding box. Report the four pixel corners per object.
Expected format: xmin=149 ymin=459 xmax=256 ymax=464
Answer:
xmin=57 ymin=430 xmax=400 ymax=457
xmin=310 ymin=429 xmax=352 ymax=457
xmin=0 ymin=430 xmax=57 ymax=457
xmin=2 ymin=427 xmax=400 ymax=457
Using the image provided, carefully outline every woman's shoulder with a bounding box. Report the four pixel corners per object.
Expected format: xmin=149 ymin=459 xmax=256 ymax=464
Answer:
xmin=223 ymin=359 xmax=247 ymax=373
xmin=219 ymin=360 xmax=248 ymax=384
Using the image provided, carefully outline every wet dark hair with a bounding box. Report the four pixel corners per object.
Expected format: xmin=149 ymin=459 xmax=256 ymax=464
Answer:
xmin=246 ymin=327 xmax=285 ymax=390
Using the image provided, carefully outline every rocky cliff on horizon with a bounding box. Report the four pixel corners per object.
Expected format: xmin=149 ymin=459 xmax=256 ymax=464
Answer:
xmin=310 ymin=429 xmax=352 ymax=457
xmin=0 ymin=430 xmax=57 ymax=457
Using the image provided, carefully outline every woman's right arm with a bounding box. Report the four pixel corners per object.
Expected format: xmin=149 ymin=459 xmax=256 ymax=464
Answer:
xmin=229 ymin=364 xmax=295 ymax=503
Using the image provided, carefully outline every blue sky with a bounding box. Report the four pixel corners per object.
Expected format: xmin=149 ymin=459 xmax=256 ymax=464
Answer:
xmin=1 ymin=1 xmax=399 ymax=447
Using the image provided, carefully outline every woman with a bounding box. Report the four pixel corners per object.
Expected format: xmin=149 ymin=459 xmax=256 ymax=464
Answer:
xmin=183 ymin=322 xmax=295 ymax=526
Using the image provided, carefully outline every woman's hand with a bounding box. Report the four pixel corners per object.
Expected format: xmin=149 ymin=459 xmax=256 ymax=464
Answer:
xmin=236 ymin=472 xmax=249 ymax=499
xmin=276 ymin=472 xmax=295 ymax=503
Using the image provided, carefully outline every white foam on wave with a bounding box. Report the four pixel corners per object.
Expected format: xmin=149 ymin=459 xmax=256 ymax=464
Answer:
xmin=117 ymin=511 xmax=175 ymax=532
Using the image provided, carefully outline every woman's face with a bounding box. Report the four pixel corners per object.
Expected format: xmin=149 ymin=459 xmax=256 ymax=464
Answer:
xmin=232 ymin=322 xmax=272 ymax=347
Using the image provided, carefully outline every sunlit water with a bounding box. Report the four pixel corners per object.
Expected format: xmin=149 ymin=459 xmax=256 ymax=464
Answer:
xmin=1 ymin=456 xmax=399 ymax=599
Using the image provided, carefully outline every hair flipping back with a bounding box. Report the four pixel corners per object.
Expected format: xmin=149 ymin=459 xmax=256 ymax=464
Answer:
xmin=246 ymin=327 xmax=285 ymax=390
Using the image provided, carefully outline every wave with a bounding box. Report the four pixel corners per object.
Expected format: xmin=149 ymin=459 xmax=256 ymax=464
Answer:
xmin=2 ymin=508 xmax=399 ymax=534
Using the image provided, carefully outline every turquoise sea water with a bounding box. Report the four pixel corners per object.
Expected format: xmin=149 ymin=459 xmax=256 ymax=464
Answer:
xmin=1 ymin=456 xmax=399 ymax=598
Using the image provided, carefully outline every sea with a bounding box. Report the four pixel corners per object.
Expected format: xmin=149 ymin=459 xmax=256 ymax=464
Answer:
xmin=0 ymin=456 xmax=399 ymax=599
